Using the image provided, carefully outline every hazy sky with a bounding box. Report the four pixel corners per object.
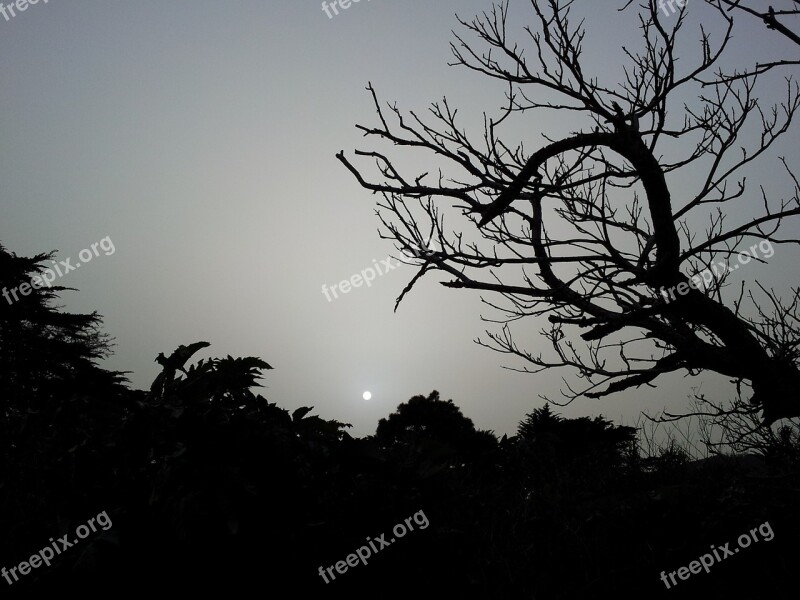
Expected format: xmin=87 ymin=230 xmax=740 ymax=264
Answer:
xmin=1 ymin=0 xmax=797 ymax=438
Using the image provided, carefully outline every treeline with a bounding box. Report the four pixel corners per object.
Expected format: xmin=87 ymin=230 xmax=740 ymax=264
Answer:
xmin=1 ymin=241 xmax=799 ymax=599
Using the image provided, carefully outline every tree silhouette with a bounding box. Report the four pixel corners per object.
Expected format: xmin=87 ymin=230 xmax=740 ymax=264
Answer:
xmin=376 ymin=390 xmax=495 ymax=460
xmin=0 ymin=242 xmax=127 ymax=412
xmin=338 ymin=0 xmax=800 ymax=425
xmin=519 ymin=404 xmax=636 ymax=462
xmin=514 ymin=404 xmax=637 ymax=491
xmin=1 ymin=239 xmax=799 ymax=597
xmin=708 ymin=0 xmax=800 ymax=50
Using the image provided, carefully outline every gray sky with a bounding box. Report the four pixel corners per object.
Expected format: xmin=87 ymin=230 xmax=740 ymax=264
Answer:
xmin=1 ymin=0 xmax=798 ymax=438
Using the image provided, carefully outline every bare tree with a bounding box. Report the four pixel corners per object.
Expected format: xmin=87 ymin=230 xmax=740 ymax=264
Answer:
xmin=337 ymin=0 xmax=800 ymax=426
xmin=711 ymin=0 xmax=800 ymax=48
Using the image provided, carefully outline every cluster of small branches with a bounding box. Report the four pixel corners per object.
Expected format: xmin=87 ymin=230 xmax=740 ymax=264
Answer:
xmin=337 ymin=0 xmax=800 ymax=430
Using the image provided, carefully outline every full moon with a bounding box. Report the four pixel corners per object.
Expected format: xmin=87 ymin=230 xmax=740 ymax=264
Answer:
xmin=362 ymin=391 xmax=372 ymax=401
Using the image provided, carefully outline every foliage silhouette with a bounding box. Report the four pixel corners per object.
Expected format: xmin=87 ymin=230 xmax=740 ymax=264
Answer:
xmin=2 ymin=237 xmax=800 ymax=597
xmin=0 ymin=242 xmax=128 ymax=412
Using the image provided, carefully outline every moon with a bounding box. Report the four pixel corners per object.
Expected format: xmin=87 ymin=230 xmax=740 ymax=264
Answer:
xmin=362 ymin=391 xmax=372 ymax=401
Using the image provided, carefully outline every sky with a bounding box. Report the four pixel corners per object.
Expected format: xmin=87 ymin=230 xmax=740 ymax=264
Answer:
xmin=1 ymin=0 xmax=798 ymax=438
